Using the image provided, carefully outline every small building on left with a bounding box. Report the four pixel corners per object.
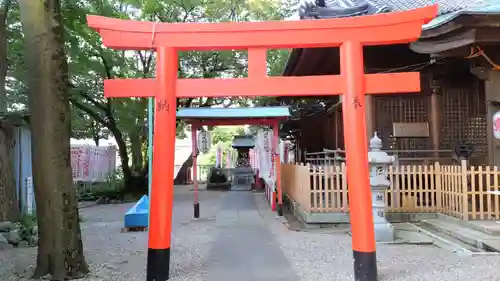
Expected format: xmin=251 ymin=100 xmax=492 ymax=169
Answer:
xmin=0 ymin=112 xmax=118 ymax=218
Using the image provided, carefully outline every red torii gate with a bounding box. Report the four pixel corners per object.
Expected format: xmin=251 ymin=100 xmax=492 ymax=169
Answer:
xmin=87 ymin=6 xmax=437 ymax=281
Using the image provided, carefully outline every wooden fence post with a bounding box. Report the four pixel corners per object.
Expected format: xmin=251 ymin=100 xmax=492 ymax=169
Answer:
xmin=461 ymin=160 xmax=469 ymax=221
xmin=435 ymin=162 xmax=442 ymax=212
xmin=342 ymin=162 xmax=348 ymax=212
xmin=293 ymin=162 xmax=298 ymax=206
xmin=303 ymin=163 xmax=311 ymax=211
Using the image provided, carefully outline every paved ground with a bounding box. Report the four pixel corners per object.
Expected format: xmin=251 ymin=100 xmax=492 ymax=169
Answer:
xmin=205 ymin=191 xmax=299 ymax=281
xmin=1 ymin=187 xmax=500 ymax=280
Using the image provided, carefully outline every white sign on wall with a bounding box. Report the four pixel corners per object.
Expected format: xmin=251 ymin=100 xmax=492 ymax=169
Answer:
xmin=494 ymin=111 xmax=500 ymax=140
xmin=25 ymin=177 xmax=35 ymax=215
xmin=197 ymin=131 xmax=212 ymax=153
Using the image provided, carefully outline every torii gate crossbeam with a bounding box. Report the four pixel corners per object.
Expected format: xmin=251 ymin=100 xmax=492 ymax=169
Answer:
xmin=87 ymin=6 xmax=437 ymax=281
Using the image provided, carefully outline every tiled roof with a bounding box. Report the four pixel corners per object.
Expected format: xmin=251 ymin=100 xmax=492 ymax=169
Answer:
xmin=423 ymin=0 xmax=500 ymax=30
xmin=299 ymin=0 xmax=487 ymax=19
xmin=361 ymin=0 xmax=484 ymax=15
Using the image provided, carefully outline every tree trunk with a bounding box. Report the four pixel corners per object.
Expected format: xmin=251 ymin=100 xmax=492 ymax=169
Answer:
xmin=19 ymin=0 xmax=88 ymax=279
xmin=0 ymin=0 xmax=17 ymax=222
xmin=105 ymin=120 xmax=146 ymax=192
xmin=0 ymin=123 xmax=19 ymax=221
xmin=129 ymin=129 xmax=143 ymax=171
xmin=106 ymin=122 xmax=147 ymax=193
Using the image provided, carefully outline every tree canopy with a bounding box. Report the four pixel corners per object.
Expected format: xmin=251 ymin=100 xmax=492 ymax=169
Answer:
xmin=4 ymin=0 xmax=295 ymax=192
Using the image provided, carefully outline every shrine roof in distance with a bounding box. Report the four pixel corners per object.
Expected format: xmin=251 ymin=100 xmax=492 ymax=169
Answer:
xmin=176 ymin=106 xmax=290 ymax=119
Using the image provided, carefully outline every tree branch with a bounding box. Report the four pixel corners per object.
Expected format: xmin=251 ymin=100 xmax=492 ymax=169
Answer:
xmin=98 ymin=53 xmax=112 ymax=79
xmin=69 ymin=82 xmax=109 ymax=113
xmin=92 ymin=52 xmax=114 ymax=117
xmin=69 ymin=98 xmax=108 ymax=127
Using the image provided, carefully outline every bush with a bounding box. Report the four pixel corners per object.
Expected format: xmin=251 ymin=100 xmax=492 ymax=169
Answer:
xmin=19 ymin=213 xmax=37 ymax=240
xmin=76 ymin=169 xmax=125 ymax=202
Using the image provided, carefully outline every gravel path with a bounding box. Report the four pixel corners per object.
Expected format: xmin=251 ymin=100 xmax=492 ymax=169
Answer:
xmin=1 ymin=189 xmax=500 ymax=281
xmin=255 ymin=194 xmax=500 ymax=281
xmin=0 ymin=188 xmax=223 ymax=281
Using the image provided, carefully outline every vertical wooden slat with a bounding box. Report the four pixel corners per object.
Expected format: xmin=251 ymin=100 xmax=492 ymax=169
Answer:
xmin=455 ymin=165 xmax=459 ymax=217
xmin=450 ymin=165 xmax=454 ymax=216
xmin=495 ymin=166 xmax=499 ymax=219
xmin=320 ymin=165 xmax=326 ymax=211
xmin=342 ymin=163 xmax=348 ymax=212
xmin=306 ymin=163 xmax=310 ymax=211
xmin=327 ymin=165 xmax=332 ymax=211
xmin=412 ymin=165 xmax=417 ymax=211
xmin=443 ymin=165 xmax=448 ymax=215
xmin=327 ymin=165 xmax=333 ymax=211
xmin=458 ymin=164 xmax=463 ymax=218
xmin=294 ymin=164 xmax=298 ymax=204
xmin=333 ymin=165 xmax=338 ymax=211
xmin=292 ymin=164 xmax=297 ymax=206
xmin=450 ymin=165 xmax=453 ymax=215
xmin=455 ymin=165 xmax=460 ymax=217
xmin=316 ymin=165 xmax=320 ymax=211
xmin=395 ymin=165 xmax=400 ymax=209
xmin=435 ymin=163 xmax=442 ymax=212
xmin=311 ymin=165 xmax=317 ymax=209
xmin=478 ymin=166 xmax=484 ymax=220
xmin=408 ymin=165 xmax=413 ymax=211
xmin=445 ymin=165 xmax=450 ymax=215
xmin=309 ymin=165 xmax=314 ymax=210
xmin=402 ymin=165 xmax=408 ymax=210
xmin=447 ymin=165 xmax=452 ymax=215
xmin=459 ymin=161 xmax=469 ymax=220
xmin=447 ymin=165 xmax=451 ymax=215
xmin=423 ymin=165 xmax=429 ymax=211
xmin=486 ymin=166 xmax=492 ymax=220
xmin=335 ymin=165 xmax=341 ymax=211
xmin=470 ymin=166 xmax=476 ymax=220
xmin=304 ymin=163 xmax=311 ymax=211
xmin=314 ymin=165 xmax=319 ymax=211
xmin=417 ymin=165 xmax=423 ymax=212
xmin=316 ymin=165 xmax=321 ymax=211
xmin=430 ymin=165 xmax=436 ymax=211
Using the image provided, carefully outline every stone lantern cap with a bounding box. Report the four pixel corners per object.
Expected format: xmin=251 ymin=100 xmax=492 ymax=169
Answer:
xmin=368 ymin=132 xmax=394 ymax=164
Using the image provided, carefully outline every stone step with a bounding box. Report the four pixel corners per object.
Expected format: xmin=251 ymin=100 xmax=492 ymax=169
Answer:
xmin=412 ymin=221 xmax=480 ymax=253
xmin=436 ymin=214 xmax=500 ymax=236
xmin=421 ymin=218 xmax=500 ymax=253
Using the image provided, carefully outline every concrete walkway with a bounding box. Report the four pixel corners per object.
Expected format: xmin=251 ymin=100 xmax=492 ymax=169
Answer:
xmin=204 ymin=191 xmax=299 ymax=281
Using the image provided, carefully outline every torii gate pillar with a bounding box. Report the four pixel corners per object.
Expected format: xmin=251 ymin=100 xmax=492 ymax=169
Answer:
xmin=87 ymin=6 xmax=437 ymax=281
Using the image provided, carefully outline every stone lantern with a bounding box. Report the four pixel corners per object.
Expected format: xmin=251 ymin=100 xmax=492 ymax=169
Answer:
xmin=367 ymin=132 xmax=395 ymax=242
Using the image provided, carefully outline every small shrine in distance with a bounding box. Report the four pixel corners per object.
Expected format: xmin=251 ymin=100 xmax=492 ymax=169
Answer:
xmin=231 ymin=135 xmax=255 ymax=191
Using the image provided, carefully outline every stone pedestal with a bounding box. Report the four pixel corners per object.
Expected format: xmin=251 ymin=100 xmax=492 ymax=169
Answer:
xmin=368 ymin=133 xmax=395 ymax=243
xmin=370 ymin=175 xmax=394 ymax=242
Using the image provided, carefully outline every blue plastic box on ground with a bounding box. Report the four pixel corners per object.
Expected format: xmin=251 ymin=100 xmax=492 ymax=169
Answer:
xmin=124 ymin=195 xmax=149 ymax=228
